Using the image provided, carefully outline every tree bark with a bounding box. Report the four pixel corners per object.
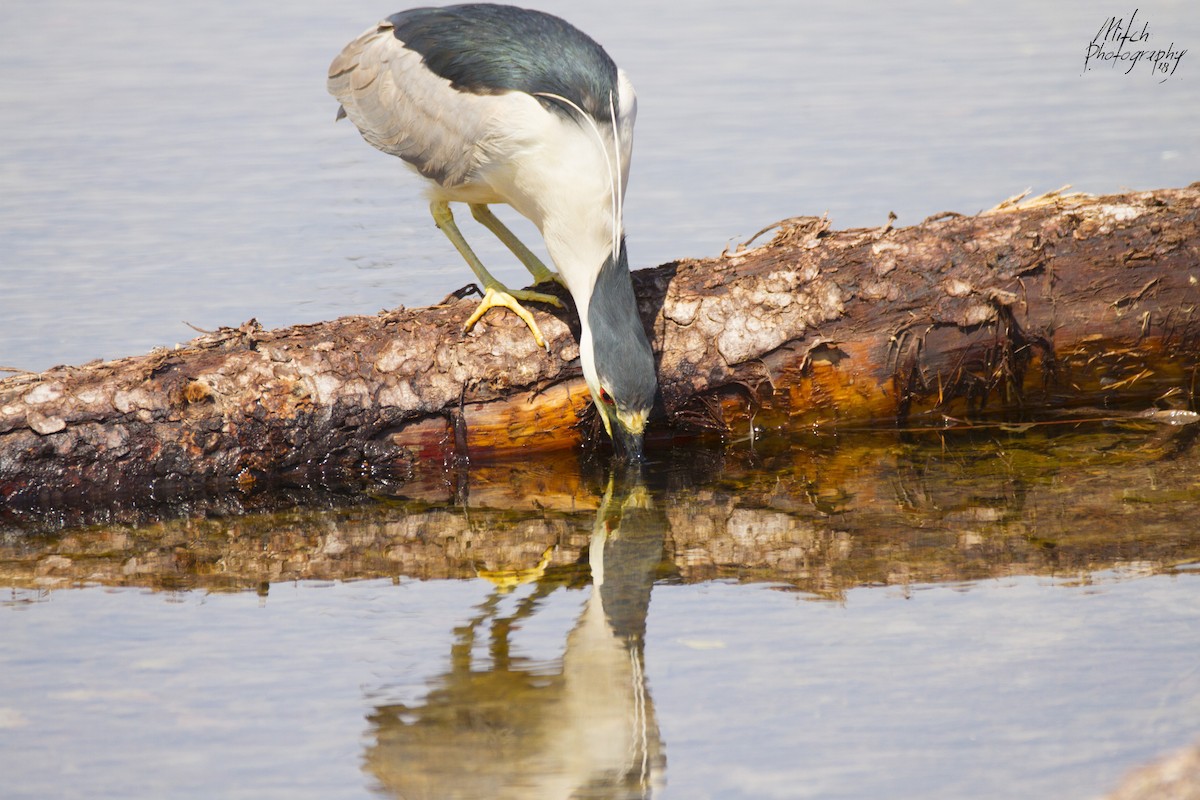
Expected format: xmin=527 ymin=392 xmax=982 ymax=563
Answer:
xmin=3 ymin=185 xmax=1199 ymax=507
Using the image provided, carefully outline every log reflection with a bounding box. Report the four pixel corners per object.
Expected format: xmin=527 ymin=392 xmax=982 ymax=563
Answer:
xmin=3 ymin=426 xmax=1200 ymax=596
xmin=364 ymin=474 xmax=666 ymax=798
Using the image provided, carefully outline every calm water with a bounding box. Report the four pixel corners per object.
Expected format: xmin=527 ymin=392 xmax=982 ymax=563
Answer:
xmin=4 ymin=425 xmax=1200 ymax=798
xmin=1 ymin=0 xmax=1198 ymax=369
xmin=2 ymin=572 xmax=1199 ymax=800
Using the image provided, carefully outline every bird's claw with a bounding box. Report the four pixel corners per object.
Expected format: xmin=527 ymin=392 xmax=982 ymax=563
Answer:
xmin=534 ymin=271 xmax=569 ymax=291
xmin=464 ymin=286 xmax=553 ymax=349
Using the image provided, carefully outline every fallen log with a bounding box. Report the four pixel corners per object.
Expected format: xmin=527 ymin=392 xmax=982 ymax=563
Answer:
xmin=2 ymin=185 xmax=1199 ymax=508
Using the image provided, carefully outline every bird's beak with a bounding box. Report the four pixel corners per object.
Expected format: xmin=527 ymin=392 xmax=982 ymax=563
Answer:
xmin=614 ymin=409 xmax=648 ymax=463
xmin=615 ymin=426 xmax=644 ymax=462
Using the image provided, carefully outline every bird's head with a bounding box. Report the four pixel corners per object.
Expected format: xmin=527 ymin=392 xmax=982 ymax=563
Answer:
xmin=580 ymin=240 xmax=657 ymax=462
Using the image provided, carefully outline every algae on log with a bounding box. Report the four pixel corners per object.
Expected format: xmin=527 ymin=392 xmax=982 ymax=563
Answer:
xmin=2 ymin=185 xmax=1199 ymax=507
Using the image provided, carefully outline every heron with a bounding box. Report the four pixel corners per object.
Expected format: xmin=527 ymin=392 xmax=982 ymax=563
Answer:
xmin=327 ymin=3 xmax=657 ymax=459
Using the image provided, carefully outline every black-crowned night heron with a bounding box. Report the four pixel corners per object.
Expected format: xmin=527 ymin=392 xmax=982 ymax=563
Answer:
xmin=328 ymin=3 xmax=657 ymax=459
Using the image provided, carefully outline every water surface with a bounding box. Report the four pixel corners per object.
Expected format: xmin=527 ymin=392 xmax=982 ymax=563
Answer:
xmin=3 ymin=424 xmax=1200 ymax=798
xmin=3 ymin=559 xmax=1198 ymax=798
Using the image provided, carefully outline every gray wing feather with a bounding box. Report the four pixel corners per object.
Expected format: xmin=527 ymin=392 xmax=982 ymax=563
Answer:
xmin=327 ymin=20 xmax=491 ymax=187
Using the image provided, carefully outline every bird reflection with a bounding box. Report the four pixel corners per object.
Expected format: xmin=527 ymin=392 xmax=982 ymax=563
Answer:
xmin=364 ymin=472 xmax=666 ymax=798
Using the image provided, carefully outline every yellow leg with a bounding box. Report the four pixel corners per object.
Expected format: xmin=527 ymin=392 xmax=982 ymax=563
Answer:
xmin=469 ymin=204 xmax=566 ymax=289
xmin=430 ymin=201 xmax=561 ymax=348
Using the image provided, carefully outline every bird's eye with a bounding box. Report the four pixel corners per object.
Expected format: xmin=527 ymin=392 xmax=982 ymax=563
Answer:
xmin=599 ymin=388 xmax=614 ymax=405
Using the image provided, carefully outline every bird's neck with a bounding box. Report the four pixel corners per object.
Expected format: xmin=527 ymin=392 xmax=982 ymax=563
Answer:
xmin=576 ymin=241 xmax=629 ymax=412
xmin=542 ymin=219 xmax=621 ymax=315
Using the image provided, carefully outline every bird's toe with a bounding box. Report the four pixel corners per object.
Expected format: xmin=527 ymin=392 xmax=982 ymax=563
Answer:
xmin=509 ymin=287 xmax=564 ymax=308
xmin=463 ymin=287 xmax=550 ymax=349
xmin=535 ymin=272 xmax=569 ymax=292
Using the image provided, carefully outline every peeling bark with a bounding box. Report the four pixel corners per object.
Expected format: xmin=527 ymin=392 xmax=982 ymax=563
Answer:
xmin=3 ymin=185 xmax=1199 ymax=508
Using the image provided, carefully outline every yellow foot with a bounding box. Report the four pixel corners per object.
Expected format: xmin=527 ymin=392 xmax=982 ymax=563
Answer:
xmin=534 ymin=271 xmax=568 ymax=290
xmin=464 ymin=285 xmax=562 ymax=349
xmin=476 ymin=546 xmax=556 ymax=593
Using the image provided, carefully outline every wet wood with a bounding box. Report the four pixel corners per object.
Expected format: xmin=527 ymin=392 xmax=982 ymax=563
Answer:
xmin=2 ymin=185 xmax=1199 ymax=507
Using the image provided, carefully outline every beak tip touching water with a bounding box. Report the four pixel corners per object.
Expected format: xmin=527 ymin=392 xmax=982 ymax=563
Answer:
xmin=615 ymin=427 xmax=645 ymax=464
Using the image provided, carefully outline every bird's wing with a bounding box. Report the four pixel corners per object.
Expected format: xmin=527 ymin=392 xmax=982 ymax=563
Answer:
xmin=327 ymin=19 xmax=493 ymax=187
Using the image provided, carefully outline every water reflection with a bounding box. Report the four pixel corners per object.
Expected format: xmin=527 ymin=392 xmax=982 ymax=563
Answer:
xmin=4 ymin=424 xmax=1200 ymax=594
xmin=365 ymin=474 xmax=666 ymax=798
xmin=3 ymin=428 xmax=1200 ymax=798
